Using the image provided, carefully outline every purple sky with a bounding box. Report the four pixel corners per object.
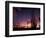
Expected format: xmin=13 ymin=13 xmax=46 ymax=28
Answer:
xmin=13 ymin=7 xmax=40 ymax=26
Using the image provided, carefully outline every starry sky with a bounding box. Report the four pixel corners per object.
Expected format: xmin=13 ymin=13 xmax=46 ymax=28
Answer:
xmin=13 ymin=7 xmax=40 ymax=26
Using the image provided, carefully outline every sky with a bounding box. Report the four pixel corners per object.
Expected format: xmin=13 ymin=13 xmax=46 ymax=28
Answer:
xmin=13 ymin=7 xmax=40 ymax=27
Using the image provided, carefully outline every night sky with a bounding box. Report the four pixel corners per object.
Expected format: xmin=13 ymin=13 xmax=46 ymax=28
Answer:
xmin=13 ymin=7 xmax=40 ymax=28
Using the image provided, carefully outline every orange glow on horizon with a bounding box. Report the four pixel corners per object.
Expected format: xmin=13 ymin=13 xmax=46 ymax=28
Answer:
xmin=15 ymin=20 xmax=32 ymax=28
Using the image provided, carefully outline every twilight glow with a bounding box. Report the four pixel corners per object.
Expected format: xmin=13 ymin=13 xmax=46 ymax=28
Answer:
xmin=13 ymin=7 xmax=40 ymax=30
